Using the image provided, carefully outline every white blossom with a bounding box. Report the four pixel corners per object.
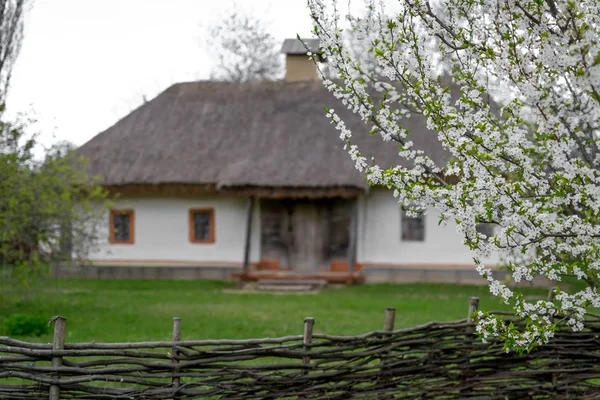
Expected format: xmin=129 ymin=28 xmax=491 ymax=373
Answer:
xmin=308 ymin=0 xmax=600 ymax=351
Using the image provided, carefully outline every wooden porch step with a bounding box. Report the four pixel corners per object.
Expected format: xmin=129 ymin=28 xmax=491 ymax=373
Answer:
xmin=233 ymin=271 xmax=364 ymax=285
xmin=257 ymin=279 xmax=327 ymax=292
xmin=258 ymin=279 xmax=327 ymax=288
xmin=257 ymin=283 xmax=315 ymax=292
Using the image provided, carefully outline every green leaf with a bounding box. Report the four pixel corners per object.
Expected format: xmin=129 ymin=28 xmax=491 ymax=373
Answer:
xmin=593 ymin=52 xmax=600 ymax=66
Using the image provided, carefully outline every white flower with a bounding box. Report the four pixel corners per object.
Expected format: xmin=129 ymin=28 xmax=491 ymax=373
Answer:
xmin=308 ymin=0 xmax=600 ymax=351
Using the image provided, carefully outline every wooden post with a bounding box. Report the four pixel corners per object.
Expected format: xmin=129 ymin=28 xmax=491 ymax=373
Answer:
xmin=547 ymin=286 xmax=556 ymax=301
xmin=49 ymin=316 xmax=66 ymax=400
xmin=171 ymin=317 xmax=182 ymax=396
xmin=347 ymin=198 xmax=358 ymax=273
xmin=380 ymin=308 xmax=396 ymax=364
xmin=384 ymin=307 xmax=396 ymax=332
xmin=547 ymin=286 xmax=556 ymax=322
xmin=461 ymin=297 xmax=480 ymax=395
xmin=303 ymin=317 xmax=314 ymax=366
xmin=465 ymin=298 xmax=479 ymax=355
xmin=467 ymin=297 xmax=480 ymax=324
xmin=242 ymin=197 xmax=255 ymax=273
xmin=378 ymin=308 xmax=396 ymax=398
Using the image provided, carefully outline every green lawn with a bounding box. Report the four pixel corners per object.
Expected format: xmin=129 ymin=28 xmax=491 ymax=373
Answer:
xmin=0 ymin=279 xmax=551 ymax=343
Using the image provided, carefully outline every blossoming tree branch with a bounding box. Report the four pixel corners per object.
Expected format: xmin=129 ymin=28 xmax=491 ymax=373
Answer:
xmin=307 ymin=0 xmax=600 ymax=351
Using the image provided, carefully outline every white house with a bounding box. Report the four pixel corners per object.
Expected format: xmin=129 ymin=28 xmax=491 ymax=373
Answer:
xmin=75 ymin=38 xmax=499 ymax=284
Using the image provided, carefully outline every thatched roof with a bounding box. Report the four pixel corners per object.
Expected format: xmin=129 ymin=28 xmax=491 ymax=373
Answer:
xmin=78 ymin=80 xmax=449 ymax=196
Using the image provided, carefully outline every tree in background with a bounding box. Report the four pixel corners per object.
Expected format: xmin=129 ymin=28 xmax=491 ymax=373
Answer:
xmin=0 ymin=0 xmax=111 ymax=302
xmin=0 ymin=0 xmax=26 ymax=103
xmin=308 ymin=0 xmax=600 ymax=351
xmin=201 ymin=6 xmax=376 ymax=83
xmin=0 ymin=118 xmax=110 ymax=290
xmin=202 ymin=10 xmax=284 ymax=82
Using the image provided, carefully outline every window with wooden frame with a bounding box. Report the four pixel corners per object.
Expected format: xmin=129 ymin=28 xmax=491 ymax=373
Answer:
xmin=476 ymin=223 xmax=494 ymax=241
xmin=189 ymin=208 xmax=215 ymax=243
xmin=401 ymin=211 xmax=425 ymax=242
xmin=109 ymin=209 xmax=135 ymax=244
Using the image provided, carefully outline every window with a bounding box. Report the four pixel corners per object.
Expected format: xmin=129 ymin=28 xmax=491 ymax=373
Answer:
xmin=401 ymin=211 xmax=425 ymax=242
xmin=109 ymin=210 xmax=134 ymax=244
xmin=189 ymin=208 xmax=215 ymax=243
xmin=476 ymin=223 xmax=494 ymax=240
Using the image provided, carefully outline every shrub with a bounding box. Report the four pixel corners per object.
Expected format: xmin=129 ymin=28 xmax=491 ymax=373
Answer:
xmin=4 ymin=314 xmax=49 ymax=337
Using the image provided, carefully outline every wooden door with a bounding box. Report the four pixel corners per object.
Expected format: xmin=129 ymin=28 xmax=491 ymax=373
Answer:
xmin=260 ymin=199 xmax=290 ymax=268
xmin=289 ymin=202 xmax=328 ymax=272
xmin=259 ymin=198 xmax=352 ymax=272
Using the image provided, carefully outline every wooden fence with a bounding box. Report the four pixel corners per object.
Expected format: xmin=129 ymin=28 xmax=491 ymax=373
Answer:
xmin=1 ymin=297 xmax=600 ymax=399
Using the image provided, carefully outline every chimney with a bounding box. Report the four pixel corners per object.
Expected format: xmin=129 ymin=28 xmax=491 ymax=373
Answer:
xmin=281 ymin=38 xmax=324 ymax=82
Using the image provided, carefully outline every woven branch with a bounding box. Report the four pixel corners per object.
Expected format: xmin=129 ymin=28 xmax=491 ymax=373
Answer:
xmin=1 ymin=313 xmax=599 ymax=399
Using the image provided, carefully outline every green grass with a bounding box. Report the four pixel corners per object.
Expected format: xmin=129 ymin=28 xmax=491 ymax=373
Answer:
xmin=0 ymin=279 xmax=552 ymax=343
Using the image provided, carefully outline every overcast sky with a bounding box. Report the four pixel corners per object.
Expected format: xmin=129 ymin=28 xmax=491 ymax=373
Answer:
xmin=6 ymin=0 xmax=318 ymax=149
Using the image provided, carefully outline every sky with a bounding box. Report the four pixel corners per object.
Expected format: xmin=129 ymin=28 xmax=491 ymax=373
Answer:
xmin=6 ymin=0 xmax=318 ymax=150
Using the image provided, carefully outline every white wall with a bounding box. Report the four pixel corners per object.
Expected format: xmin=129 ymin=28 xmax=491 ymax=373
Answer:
xmin=89 ymin=194 xmax=261 ymax=265
xmin=88 ymin=189 xmax=497 ymax=268
xmin=358 ymin=188 xmax=499 ymax=266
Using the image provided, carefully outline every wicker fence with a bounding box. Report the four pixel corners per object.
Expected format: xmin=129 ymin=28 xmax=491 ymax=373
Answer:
xmin=1 ymin=297 xmax=600 ymax=399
